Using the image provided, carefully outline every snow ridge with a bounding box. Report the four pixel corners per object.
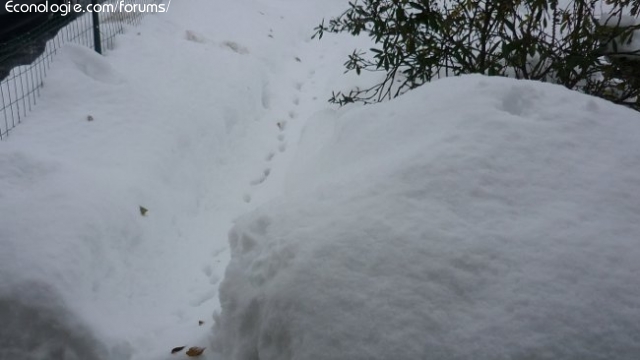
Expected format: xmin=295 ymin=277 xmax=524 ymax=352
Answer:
xmin=213 ymin=75 xmax=640 ymax=360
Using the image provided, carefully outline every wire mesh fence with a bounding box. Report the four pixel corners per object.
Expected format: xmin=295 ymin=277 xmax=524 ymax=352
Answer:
xmin=0 ymin=0 xmax=158 ymax=140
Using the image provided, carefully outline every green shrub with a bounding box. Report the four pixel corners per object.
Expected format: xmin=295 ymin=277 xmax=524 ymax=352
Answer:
xmin=314 ymin=0 xmax=640 ymax=111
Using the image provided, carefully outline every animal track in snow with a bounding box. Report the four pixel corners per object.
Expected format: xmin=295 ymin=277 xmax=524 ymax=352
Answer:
xmin=202 ymin=265 xmax=213 ymax=277
xmin=185 ymin=30 xmax=208 ymax=44
xmin=221 ymin=41 xmax=250 ymax=55
xmin=184 ymin=31 xmax=250 ymax=55
xmin=261 ymin=81 xmax=271 ymax=109
xmin=265 ymin=152 xmax=275 ymax=162
xmin=250 ymin=168 xmax=272 ymax=186
xmin=242 ymin=71 xmax=303 ymax=202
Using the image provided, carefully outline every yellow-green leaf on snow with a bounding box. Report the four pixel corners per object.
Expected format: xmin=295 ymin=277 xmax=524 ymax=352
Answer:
xmin=186 ymin=347 xmax=205 ymax=357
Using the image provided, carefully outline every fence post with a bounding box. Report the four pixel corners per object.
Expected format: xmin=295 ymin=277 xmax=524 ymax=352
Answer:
xmin=91 ymin=0 xmax=102 ymax=54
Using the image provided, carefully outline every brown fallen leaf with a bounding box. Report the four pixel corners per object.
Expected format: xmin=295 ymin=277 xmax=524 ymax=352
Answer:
xmin=171 ymin=346 xmax=186 ymax=354
xmin=186 ymin=347 xmax=206 ymax=357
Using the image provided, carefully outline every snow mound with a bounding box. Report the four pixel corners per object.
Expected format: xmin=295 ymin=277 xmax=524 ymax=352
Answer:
xmin=212 ymin=75 xmax=640 ymax=360
xmin=63 ymin=44 xmax=124 ymax=85
xmin=0 ymin=16 xmax=270 ymax=357
xmin=0 ymin=281 xmax=117 ymax=360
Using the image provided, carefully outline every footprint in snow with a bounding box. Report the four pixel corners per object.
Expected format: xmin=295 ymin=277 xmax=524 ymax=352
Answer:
xmin=202 ymin=265 xmax=213 ymax=277
xmin=250 ymin=168 xmax=271 ymax=186
xmin=221 ymin=40 xmax=250 ymax=55
xmin=261 ymin=81 xmax=272 ymax=110
xmin=265 ymin=151 xmax=275 ymax=162
xmin=185 ymin=30 xmax=208 ymax=44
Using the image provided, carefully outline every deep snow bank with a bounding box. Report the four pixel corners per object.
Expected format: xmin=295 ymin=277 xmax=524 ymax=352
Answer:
xmin=0 ymin=0 xmax=375 ymax=357
xmin=0 ymin=281 xmax=114 ymax=360
xmin=0 ymin=17 xmax=269 ymax=357
xmin=213 ymin=75 xmax=640 ymax=360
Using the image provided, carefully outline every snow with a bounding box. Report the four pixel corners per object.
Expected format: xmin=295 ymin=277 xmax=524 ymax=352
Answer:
xmin=0 ymin=0 xmax=639 ymax=360
xmin=213 ymin=76 xmax=640 ymax=359
xmin=0 ymin=0 xmax=357 ymax=358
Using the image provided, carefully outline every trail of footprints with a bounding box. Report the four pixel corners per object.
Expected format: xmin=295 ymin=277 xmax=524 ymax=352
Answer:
xmin=248 ymin=119 xmax=287 ymax=187
xmin=243 ymin=77 xmax=304 ymax=203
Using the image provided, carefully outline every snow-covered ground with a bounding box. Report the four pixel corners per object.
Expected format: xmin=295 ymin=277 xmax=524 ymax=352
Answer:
xmin=215 ymin=75 xmax=640 ymax=359
xmin=1 ymin=1 xmax=639 ymax=360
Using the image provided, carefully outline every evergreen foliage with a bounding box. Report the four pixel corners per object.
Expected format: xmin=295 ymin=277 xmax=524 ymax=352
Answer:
xmin=314 ymin=0 xmax=640 ymax=111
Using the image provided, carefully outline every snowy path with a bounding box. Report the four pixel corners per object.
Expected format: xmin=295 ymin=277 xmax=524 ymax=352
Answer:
xmin=95 ymin=1 xmax=354 ymax=358
xmin=2 ymin=1 xmax=640 ymax=360
xmin=0 ymin=0 xmax=357 ymax=359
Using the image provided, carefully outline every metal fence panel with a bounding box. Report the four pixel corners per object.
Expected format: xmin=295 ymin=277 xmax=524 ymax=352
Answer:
xmin=0 ymin=0 xmax=157 ymax=140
